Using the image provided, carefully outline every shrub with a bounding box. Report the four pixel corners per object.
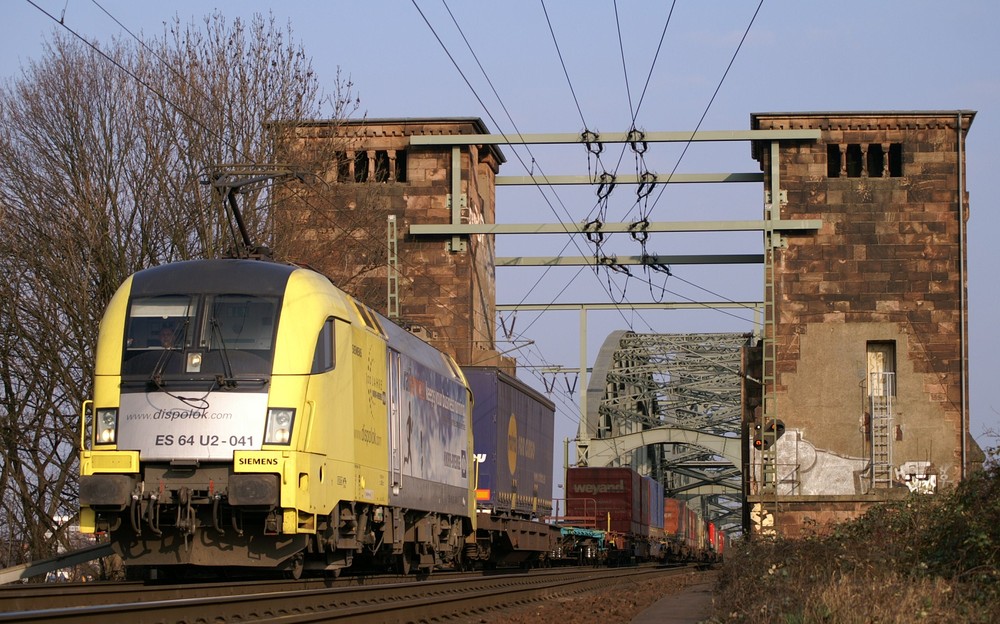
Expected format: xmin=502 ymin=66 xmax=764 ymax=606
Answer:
xmin=710 ymin=444 xmax=1000 ymax=623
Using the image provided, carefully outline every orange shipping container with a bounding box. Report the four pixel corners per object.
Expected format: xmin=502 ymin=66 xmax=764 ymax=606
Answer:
xmin=663 ymin=498 xmax=683 ymax=535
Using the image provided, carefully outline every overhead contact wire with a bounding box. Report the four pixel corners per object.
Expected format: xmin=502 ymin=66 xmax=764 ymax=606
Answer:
xmin=424 ymin=0 xmax=636 ymax=337
xmin=648 ymin=0 xmax=765 ymax=209
xmin=541 ymin=0 xmax=588 ymax=130
xmin=611 ymin=0 xmax=765 ymax=335
xmin=25 ymin=0 xmax=238 ymax=160
xmin=36 ymin=0 xmax=502 ymax=354
xmin=614 ymin=0 xmax=635 ymax=122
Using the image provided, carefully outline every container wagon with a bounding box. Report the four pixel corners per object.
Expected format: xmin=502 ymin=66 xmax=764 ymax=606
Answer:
xmin=565 ymin=466 xmax=662 ymax=564
xmin=663 ymin=497 xmax=720 ymax=562
xmin=463 ymin=367 xmax=557 ymax=567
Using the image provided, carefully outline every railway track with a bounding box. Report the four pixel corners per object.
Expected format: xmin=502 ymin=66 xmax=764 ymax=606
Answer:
xmin=0 ymin=565 xmax=690 ymax=623
xmin=0 ymin=572 xmax=416 ymax=613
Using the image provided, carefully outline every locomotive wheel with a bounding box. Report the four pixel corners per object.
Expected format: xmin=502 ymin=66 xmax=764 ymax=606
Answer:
xmin=396 ymin=552 xmax=411 ymax=575
xmin=284 ymin=553 xmax=304 ymax=580
xmin=324 ymin=567 xmax=341 ymax=580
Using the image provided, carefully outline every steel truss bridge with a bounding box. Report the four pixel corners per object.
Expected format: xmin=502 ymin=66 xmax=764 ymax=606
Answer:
xmin=578 ymin=330 xmax=750 ymax=536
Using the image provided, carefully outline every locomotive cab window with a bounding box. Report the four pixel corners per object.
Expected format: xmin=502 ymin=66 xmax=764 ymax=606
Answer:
xmin=311 ymin=318 xmax=336 ymax=374
xmin=122 ymin=296 xmax=196 ymax=375
xmin=122 ymin=294 xmax=279 ymax=378
xmin=125 ymin=296 xmax=196 ymax=349
xmin=199 ymin=295 xmax=279 ymax=376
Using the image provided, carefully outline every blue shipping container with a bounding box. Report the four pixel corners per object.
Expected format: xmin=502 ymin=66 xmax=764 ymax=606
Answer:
xmin=465 ymin=367 xmax=555 ymax=518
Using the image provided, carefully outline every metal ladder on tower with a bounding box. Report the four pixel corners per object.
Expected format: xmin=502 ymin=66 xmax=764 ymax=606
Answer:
xmin=870 ymin=372 xmax=894 ymax=490
xmin=387 ymin=214 xmax=400 ymax=319
xmin=759 ymin=188 xmax=781 ymax=496
xmin=758 ymin=136 xmax=788 ymax=502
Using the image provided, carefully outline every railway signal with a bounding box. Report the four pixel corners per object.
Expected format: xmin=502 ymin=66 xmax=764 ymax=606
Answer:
xmin=753 ymin=419 xmax=786 ymax=451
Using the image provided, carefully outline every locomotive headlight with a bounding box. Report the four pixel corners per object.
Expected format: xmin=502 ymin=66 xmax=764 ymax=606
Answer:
xmin=186 ymin=352 xmax=203 ymax=373
xmin=264 ymin=408 xmax=295 ymax=445
xmin=95 ymin=408 xmax=118 ymax=445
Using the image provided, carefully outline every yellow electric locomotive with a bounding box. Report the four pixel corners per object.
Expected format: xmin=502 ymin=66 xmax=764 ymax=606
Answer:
xmin=79 ymin=258 xmax=474 ymax=578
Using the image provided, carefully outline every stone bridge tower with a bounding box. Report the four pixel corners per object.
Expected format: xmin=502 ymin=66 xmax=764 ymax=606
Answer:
xmin=275 ymin=117 xmax=509 ymax=369
xmin=748 ymin=111 xmax=982 ymax=536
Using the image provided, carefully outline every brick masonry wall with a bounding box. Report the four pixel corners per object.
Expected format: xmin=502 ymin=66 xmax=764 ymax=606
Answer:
xmin=750 ymin=112 xmax=973 ymax=533
xmin=277 ymin=119 xmax=505 ymax=367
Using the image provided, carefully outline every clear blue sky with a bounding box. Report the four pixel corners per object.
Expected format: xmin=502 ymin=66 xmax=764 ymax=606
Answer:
xmin=5 ymin=2 xmax=999 ymax=481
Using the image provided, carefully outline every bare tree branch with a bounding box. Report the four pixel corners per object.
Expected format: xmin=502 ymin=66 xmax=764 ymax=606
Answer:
xmin=0 ymin=11 xmax=361 ymax=571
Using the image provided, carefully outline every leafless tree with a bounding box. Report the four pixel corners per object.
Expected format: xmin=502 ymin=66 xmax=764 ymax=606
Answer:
xmin=0 ymin=11 xmax=371 ymax=574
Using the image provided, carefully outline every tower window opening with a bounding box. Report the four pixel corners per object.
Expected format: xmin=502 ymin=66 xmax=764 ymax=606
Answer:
xmin=867 ymin=144 xmax=885 ymax=178
xmin=374 ymin=150 xmax=391 ymax=182
xmin=395 ymin=150 xmax=407 ymax=182
xmin=827 ymin=144 xmax=842 ymax=178
xmin=867 ymin=341 xmax=897 ymax=398
xmin=354 ymin=151 xmax=369 ymax=182
xmin=846 ymin=144 xmax=864 ymax=178
xmin=336 ymin=152 xmax=351 ymax=182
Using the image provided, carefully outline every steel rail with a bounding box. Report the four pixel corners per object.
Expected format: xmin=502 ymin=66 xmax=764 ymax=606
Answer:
xmin=0 ymin=571 xmax=448 ymax=612
xmin=0 ymin=565 xmax=692 ymax=623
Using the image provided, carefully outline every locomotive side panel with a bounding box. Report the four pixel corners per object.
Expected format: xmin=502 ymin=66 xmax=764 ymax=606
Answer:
xmin=382 ymin=319 xmax=471 ymax=519
xmin=466 ymin=367 xmax=555 ymax=518
xmin=349 ymin=319 xmax=389 ymax=506
xmin=296 ymin=316 xmax=360 ymax=514
xmin=257 ymin=269 xmax=383 ymax=527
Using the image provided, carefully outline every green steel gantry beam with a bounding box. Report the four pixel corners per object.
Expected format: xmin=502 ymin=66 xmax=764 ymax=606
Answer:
xmin=408 ymin=128 xmax=821 ymax=146
xmin=497 ymin=253 xmax=762 ymax=267
xmin=495 ymin=172 xmax=762 ymax=185
xmin=409 ymin=218 xmax=822 ymax=236
xmin=497 ymin=302 xmax=760 ymax=311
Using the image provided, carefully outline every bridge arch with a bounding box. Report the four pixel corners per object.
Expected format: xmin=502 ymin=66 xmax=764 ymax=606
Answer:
xmin=583 ymin=426 xmax=742 ymax=469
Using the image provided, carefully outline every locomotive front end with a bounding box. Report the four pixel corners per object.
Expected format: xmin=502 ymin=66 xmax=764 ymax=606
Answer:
xmin=79 ymin=260 xmax=307 ymax=575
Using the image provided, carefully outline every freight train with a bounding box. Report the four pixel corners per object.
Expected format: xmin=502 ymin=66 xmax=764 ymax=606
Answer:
xmin=562 ymin=467 xmax=663 ymax=564
xmin=77 ymin=257 xmax=722 ymax=579
xmin=559 ymin=467 xmax=722 ymax=566
xmin=455 ymin=370 xmax=722 ymax=569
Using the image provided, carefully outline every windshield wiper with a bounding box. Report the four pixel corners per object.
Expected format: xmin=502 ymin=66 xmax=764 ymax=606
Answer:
xmin=148 ymin=319 xmax=190 ymax=388
xmin=210 ymin=318 xmax=238 ymax=388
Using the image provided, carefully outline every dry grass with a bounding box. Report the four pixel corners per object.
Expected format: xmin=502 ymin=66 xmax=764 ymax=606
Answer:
xmin=708 ymin=448 xmax=1000 ymax=624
